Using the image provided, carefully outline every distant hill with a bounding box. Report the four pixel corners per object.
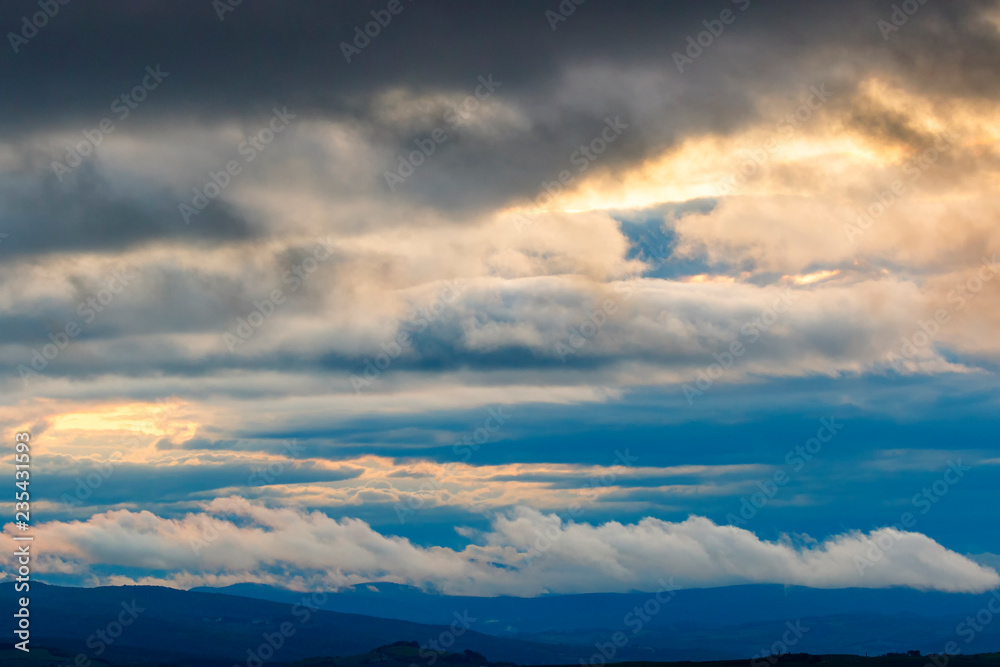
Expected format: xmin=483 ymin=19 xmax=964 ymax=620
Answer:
xmin=5 ymin=582 xmax=1000 ymax=665
xmin=2 ymin=642 xmax=999 ymax=667
xmin=0 ymin=646 xmax=114 ymax=667
xmin=192 ymin=581 xmax=1000 ymax=656
xmin=0 ymin=582 xmax=582 ymax=666
xmin=192 ymin=582 xmax=995 ymax=631
xmin=282 ymin=649 xmax=1000 ymax=667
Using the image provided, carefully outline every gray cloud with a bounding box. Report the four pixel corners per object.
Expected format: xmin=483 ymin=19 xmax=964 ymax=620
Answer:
xmin=0 ymin=157 xmax=258 ymax=257
xmin=3 ymin=0 xmax=998 ymax=219
xmin=6 ymin=499 xmax=997 ymax=595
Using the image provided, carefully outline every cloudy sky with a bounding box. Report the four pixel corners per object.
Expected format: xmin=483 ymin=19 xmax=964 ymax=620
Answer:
xmin=2 ymin=0 xmax=1000 ymax=596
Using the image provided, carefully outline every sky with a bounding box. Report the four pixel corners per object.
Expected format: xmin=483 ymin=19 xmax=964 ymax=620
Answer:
xmin=2 ymin=0 xmax=1000 ymax=597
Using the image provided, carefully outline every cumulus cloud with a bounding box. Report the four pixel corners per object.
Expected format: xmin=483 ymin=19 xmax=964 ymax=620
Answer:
xmin=4 ymin=499 xmax=996 ymax=596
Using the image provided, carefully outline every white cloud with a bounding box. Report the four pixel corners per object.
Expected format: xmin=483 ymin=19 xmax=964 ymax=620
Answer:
xmin=6 ymin=499 xmax=996 ymax=596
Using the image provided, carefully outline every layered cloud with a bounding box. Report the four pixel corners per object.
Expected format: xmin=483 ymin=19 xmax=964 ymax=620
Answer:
xmin=3 ymin=499 xmax=996 ymax=596
xmin=4 ymin=0 xmax=1000 ymax=595
xmin=5 ymin=73 xmax=1000 ymax=399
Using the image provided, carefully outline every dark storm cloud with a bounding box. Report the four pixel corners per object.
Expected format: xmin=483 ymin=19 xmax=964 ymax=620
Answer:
xmin=1 ymin=1 xmax=997 ymax=401
xmin=3 ymin=0 xmax=998 ymax=216
xmin=0 ymin=263 xmax=265 ymax=349
xmin=0 ymin=156 xmax=258 ymax=257
xmin=1 ymin=1 xmax=733 ymax=129
xmin=3 ymin=0 xmax=994 ymax=124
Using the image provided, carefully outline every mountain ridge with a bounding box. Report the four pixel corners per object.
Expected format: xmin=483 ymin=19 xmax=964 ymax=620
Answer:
xmin=6 ymin=581 xmax=1000 ymax=664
